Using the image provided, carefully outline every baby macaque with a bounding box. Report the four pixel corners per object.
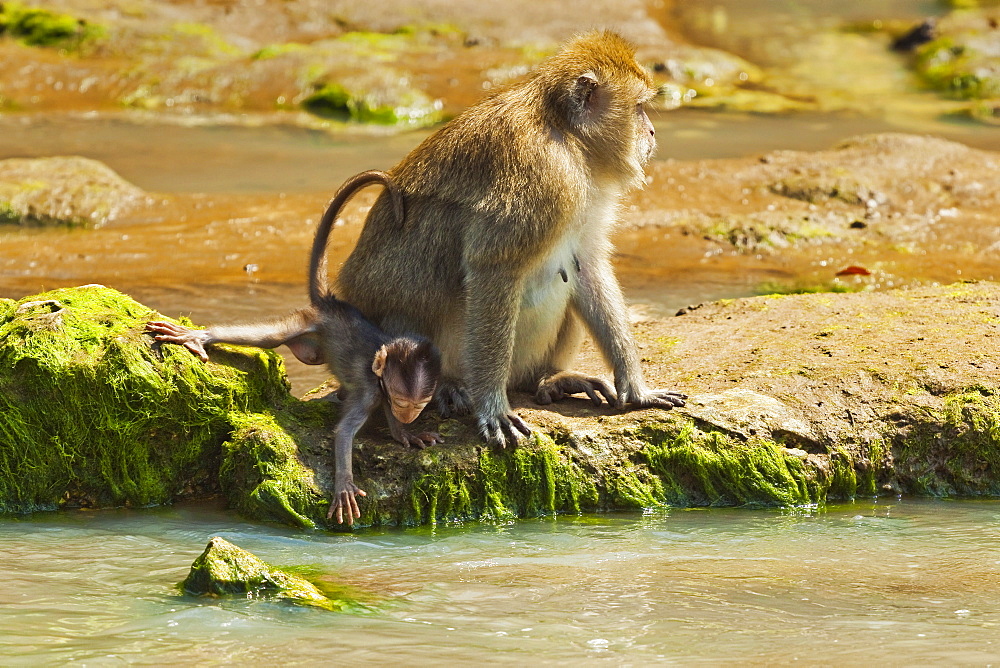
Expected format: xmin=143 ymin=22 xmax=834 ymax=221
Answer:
xmin=147 ymin=170 xmax=442 ymax=526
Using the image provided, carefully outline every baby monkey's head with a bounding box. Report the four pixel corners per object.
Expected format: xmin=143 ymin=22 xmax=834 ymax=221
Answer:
xmin=373 ymin=336 xmax=441 ymax=423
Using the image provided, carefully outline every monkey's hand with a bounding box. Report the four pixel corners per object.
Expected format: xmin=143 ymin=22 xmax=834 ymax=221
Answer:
xmin=618 ymin=384 xmax=687 ymax=411
xmin=477 ymin=411 xmax=532 ymax=449
xmin=435 ymin=379 xmax=474 ymax=418
xmin=397 ymin=430 xmax=444 ymax=449
xmin=327 ymin=474 xmax=367 ymax=526
xmin=146 ymin=321 xmax=211 ymax=362
xmin=535 ymin=371 xmax=616 ymax=407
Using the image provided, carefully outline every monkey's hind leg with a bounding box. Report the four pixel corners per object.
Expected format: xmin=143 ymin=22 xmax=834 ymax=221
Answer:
xmin=524 ymin=310 xmax=616 ymax=407
xmin=435 ymin=378 xmax=474 ymax=418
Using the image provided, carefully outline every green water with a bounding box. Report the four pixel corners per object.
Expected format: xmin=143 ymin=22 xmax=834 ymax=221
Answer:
xmin=3 ymin=498 xmax=999 ymax=663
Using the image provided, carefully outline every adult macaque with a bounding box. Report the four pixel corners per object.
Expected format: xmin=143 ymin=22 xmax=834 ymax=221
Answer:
xmin=337 ymin=31 xmax=685 ymax=447
xmin=147 ymin=171 xmax=442 ymax=525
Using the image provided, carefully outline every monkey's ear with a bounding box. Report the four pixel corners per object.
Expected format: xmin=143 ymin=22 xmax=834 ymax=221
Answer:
xmin=372 ymin=345 xmax=388 ymax=377
xmin=571 ymin=72 xmax=599 ymax=119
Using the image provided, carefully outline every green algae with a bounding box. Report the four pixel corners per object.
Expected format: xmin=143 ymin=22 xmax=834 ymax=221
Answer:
xmin=911 ymin=12 xmax=1000 ymax=100
xmin=894 ymin=389 xmax=1000 ymax=496
xmin=182 ymin=536 xmax=347 ymax=611
xmin=915 ymin=37 xmax=1000 ymax=99
xmin=252 ymin=42 xmax=310 ymax=60
xmin=0 ymin=285 xmax=290 ymax=513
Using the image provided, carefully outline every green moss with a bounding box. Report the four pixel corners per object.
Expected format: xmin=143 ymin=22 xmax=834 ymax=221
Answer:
xmin=171 ymin=21 xmax=241 ymax=57
xmin=0 ymin=2 xmax=103 ymax=48
xmin=220 ymin=409 xmax=328 ymax=529
xmin=404 ymin=434 xmax=598 ymax=526
xmin=828 ymin=447 xmax=859 ymax=499
xmin=182 ymin=537 xmax=346 ymax=611
xmin=301 ymin=83 xmax=398 ymax=124
xmin=252 ymin=42 xmax=310 ymax=60
xmin=641 ymin=423 xmax=822 ymax=507
xmin=914 ymin=33 xmax=1000 ymax=100
xmin=301 ymin=82 xmax=443 ymax=126
xmin=0 ymin=285 xmax=289 ymax=513
xmin=757 ymin=281 xmax=861 ymax=296
xmin=897 ymin=390 xmax=1000 ymax=495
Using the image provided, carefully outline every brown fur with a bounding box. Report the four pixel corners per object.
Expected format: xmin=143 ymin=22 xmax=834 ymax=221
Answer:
xmin=338 ymin=32 xmax=684 ymax=447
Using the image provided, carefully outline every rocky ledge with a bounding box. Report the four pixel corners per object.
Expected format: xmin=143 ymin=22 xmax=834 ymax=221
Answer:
xmin=1 ymin=282 xmax=997 ymax=529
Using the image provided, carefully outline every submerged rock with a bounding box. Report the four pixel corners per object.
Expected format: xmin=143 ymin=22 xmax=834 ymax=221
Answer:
xmin=3 ymin=282 xmax=1000 ymax=528
xmin=183 ymin=536 xmax=341 ymax=610
xmin=0 ymin=156 xmax=146 ymax=227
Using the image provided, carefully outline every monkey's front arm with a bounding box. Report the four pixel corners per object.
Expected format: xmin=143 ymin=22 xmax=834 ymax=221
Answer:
xmin=461 ymin=267 xmax=532 ymax=447
xmin=571 ymin=256 xmax=686 ymax=410
xmin=326 ymin=390 xmax=380 ymax=525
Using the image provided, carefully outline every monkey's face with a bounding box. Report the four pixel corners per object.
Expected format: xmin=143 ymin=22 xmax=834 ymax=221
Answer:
xmin=388 ymin=393 xmax=433 ymax=424
xmin=635 ymin=101 xmax=656 ymax=164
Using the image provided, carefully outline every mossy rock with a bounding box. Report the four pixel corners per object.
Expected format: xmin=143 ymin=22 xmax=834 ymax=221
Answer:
xmin=301 ymin=80 xmax=443 ymax=127
xmin=0 ymin=2 xmax=102 ymax=48
xmin=0 ymin=285 xmax=305 ymax=514
xmin=4 ymin=283 xmax=1000 ymax=529
xmin=0 ymin=157 xmax=146 ymax=227
xmin=911 ymin=10 xmax=1000 ymax=100
xmin=182 ymin=536 xmax=344 ymax=611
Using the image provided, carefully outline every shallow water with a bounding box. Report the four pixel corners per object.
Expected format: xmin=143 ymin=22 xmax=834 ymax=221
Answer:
xmin=3 ymin=498 xmax=1000 ymax=664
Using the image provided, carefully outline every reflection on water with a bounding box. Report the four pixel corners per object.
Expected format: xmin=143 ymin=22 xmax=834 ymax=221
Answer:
xmin=3 ymin=498 xmax=1000 ymax=663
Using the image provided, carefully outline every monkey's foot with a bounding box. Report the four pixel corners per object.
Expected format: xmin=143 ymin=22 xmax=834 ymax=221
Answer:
xmin=146 ymin=320 xmax=211 ymax=362
xmin=621 ymin=388 xmax=687 ymax=411
xmin=397 ymin=430 xmax=444 ymax=449
xmin=535 ymin=371 xmax=616 ymax=407
xmin=435 ymin=380 xmax=473 ymax=418
xmin=477 ymin=411 xmax=531 ymax=449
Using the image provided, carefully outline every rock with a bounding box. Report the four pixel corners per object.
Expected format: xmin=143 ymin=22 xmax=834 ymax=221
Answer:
xmin=686 ymin=389 xmax=818 ymax=449
xmin=633 ymin=133 xmax=1000 ymax=289
xmin=909 ymin=8 xmax=1000 ymax=99
xmin=0 ymin=157 xmax=146 ymax=227
xmin=0 ymin=284 xmax=322 ymax=522
xmin=3 ymin=282 xmax=1000 ymax=528
xmin=182 ymin=536 xmax=342 ymax=610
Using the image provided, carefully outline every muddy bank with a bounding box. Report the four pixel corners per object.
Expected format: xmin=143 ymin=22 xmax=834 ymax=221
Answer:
xmin=1 ymin=282 xmax=998 ymax=528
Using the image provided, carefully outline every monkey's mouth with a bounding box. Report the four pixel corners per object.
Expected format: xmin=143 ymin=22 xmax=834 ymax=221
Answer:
xmin=394 ymin=410 xmax=421 ymax=424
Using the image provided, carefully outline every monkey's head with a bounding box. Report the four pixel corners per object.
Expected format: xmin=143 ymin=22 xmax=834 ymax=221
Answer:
xmin=372 ymin=337 xmax=441 ymax=423
xmin=538 ymin=31 xmax=659 ymax=188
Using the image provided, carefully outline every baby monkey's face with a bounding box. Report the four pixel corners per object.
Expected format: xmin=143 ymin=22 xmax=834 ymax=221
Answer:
xmin=387 ymin=391 xmax=434 ymax=424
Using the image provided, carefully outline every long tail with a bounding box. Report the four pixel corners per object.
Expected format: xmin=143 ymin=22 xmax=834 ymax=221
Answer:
xmin=308 ymin=169 xmax=404 ymax=306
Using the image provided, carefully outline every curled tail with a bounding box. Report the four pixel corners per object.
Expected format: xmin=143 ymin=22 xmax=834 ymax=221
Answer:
xmin=309 ymin=169 xmax=405 ymax=306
